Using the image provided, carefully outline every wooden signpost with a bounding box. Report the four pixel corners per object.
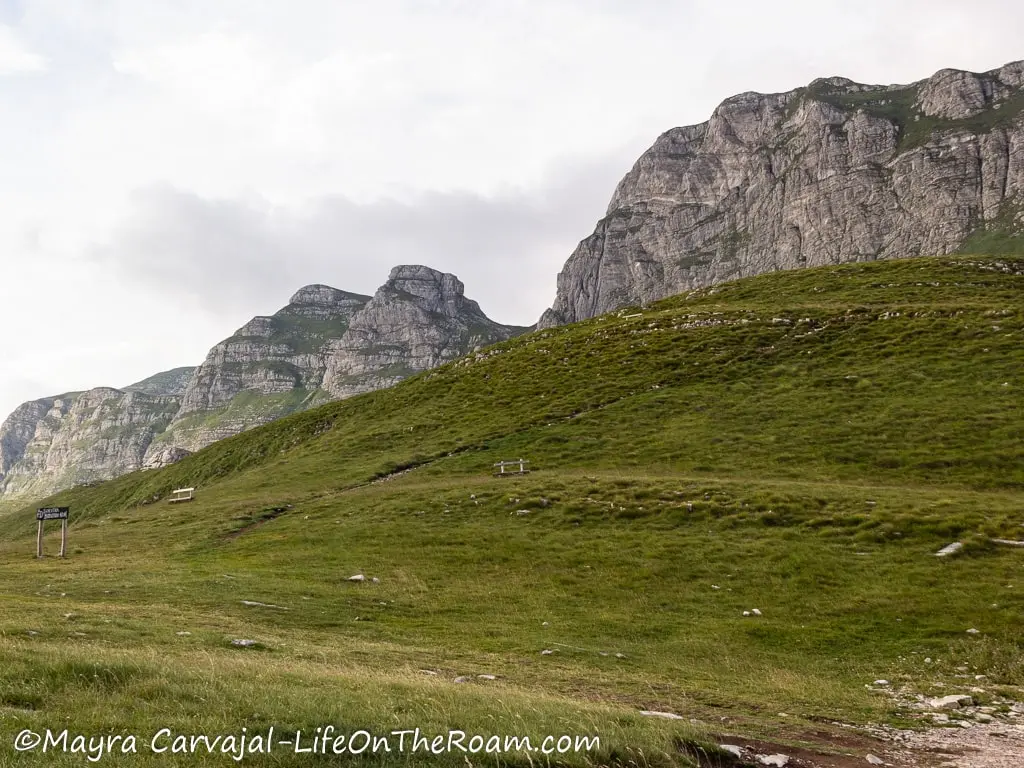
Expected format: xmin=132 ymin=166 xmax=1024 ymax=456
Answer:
xmin=36 ymin=507 xmax=69 ymax=558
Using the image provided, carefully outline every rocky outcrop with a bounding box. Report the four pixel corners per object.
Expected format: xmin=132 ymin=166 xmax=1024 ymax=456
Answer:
xmin=124 ymin=367 xmax=196 ymax=397
xmin=322 ymin=266 xmax=527 ymax=398
xmin=540 ymin=60 xmax=1024 ymax=327
xmin=0 ymin=388 xmax=180 ymax=499
xmin=175 ymin=285 xmax=369 ymax=417
xmin=1 ymin=269 xmax=522 ymax=499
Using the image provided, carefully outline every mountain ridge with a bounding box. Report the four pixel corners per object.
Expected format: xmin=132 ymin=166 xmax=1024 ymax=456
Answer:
xmin=0 ymin=265 xmax=525 ymax=499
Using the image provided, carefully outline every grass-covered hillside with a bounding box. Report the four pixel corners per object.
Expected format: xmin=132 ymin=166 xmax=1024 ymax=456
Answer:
xmin=0 ymin=256 xmax=1022 ymax=767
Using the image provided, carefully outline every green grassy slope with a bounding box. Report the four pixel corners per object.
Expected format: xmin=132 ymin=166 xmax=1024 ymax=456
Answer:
xmin=1 ymin=255 xmax=1022 ymax=767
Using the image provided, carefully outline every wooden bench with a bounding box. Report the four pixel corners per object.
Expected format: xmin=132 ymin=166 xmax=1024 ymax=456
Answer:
xmin=169 ymin=487 xmax=195 ymax=503
xmin=493 ymin=459 xmax=530 ymax=477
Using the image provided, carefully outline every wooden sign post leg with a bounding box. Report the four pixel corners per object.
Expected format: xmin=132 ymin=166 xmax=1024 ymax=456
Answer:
xmin=36 ymin=521 xmax=44 ymax=558
xmin=59 ymin=519 xmax=67 ymax=558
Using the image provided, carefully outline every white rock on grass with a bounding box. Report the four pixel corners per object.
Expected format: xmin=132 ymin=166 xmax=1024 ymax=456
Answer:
xmin=477 ymin=674 xmax=496 ymax=681
xmin=720 ymin=745 xmax=743 ymax=758
xmin=866 ymin=755 xmax=884 ymax=766
xmin=757 ymin=755 xmax=790 ymax=767
xmin=873 ymin=680 xmax=890 ymax=686
xmin=751 ymin=608 xmax=762 ymax=616
xmin=453 ymin=676 xmax=471 ymax=684
xmin=231 ymin=639 xmax=257 ymax=648
xmin=966 ymin=628 xmax=980 ymax=634
xmin=935 ymin=542 xmax=964 ymax=557
xmin=347 ymin=574 xmax=366 ymax=582
xmin=541 ymin=649 xmax=555 ymax=655
xmin=639 ymin=710 xmax=683 ymax=720
xmin=928 ymin=694 xmax=973 ymax=710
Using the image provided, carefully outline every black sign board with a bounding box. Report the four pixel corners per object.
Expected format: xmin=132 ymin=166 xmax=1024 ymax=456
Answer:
xmin=36 ymin=507 xmax=69 ymax=521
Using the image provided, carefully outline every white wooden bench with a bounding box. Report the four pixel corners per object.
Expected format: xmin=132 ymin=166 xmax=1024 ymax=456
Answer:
xmin=169 ymin=487 xmax=195 ymax=503
xmin=493 ymin=459 xmax=530 ymax=477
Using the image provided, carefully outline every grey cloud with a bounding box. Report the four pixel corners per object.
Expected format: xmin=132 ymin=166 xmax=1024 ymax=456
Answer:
xmin=93 ymin=147 xmax=640 ymax=326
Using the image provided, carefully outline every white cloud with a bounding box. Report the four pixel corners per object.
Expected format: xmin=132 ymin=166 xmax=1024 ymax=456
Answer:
xmin=0 ymin=23 xmax=45 ymax=74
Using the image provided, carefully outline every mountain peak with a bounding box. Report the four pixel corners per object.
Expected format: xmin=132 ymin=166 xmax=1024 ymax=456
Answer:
xmin=287 ymin=284 xmax=370 ymax=307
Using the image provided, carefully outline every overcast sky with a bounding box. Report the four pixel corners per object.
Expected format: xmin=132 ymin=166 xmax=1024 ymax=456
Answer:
xmin=0 ymin=0 xmax=1021 ymax=419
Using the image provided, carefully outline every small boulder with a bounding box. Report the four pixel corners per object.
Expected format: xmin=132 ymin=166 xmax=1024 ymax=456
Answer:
xmin=231 ymin=639 xmax=257 ymax=648
xmin=720 ymin=745 xmax=743 ymax=759
xmin=453 ymin=676 xmax=471 ymax=684
xmin=866 ymin=756 xmax=884 ymax=766
xmin=928 ymin=694 xmax=973 ymax=710
xmin=757 ymin=756 xmax=790 ymax=767
xmin=347 ymin=574 xmax=366 ymax=582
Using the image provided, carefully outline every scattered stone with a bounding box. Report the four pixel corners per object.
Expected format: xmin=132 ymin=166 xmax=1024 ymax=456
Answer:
xmin=541 ymin=649 xmax=554 ymax=655
xmin=751 ymin=608 xmax=762 ymax=616
xmin=866 ymin=756 xmax=884 ymax=766
xmin=542 ymin=621 xmax=550 ymax=626
xmin=966 ymin=628 xmax=980 ymax=634
xmin=371 ymin=577 xmax=380 ymax=584
xmin=991 ymin=539 xmax=1024 ymax=547
xmin=743 ymin=611 xmax=751 ymax=617
xmin=935 ymin=542 xmax=964 ymax=557
xmin=453 ymin=676 xmax=471 ymax=684
xmin=757 ymin=755 xmax=790 ymax=767
xmin=874 ymin=680 xmax=890 ymax=686
xmin=347 ymin=574 xmax=366 ymax=582
xmin=514 ymin=509 xmax=530 ymax=516
xmin=974 ymin=713 xmax=994 ymax=723
xmin=477 ymin=674 xmax=496 ymax=681
xmin=712 ymin=584 xmax=721 ymax=590
xmin=720 ymin=745 xmax=743 ymax=759
xmin=615 ymin=653 xmax=626 ymax=659
xmin=639 ymin=710 xmax=683 ymax=720
xmin=26 ymin=630 xmax=38 ymax=636
xmin=930 ymin=713 xmax=950 ymax=724
xmin=419 ymin=669 xmax=438 ymax=676
xmin=176 ymin=631 xmax=192 ymax=636
xmin=1012 ymin=703 xmax=1024 ymax=714
xmin=231 ymin=639 xmax=257 ymax=647
xmin=929 ymin=695 xmax=973 ymax=710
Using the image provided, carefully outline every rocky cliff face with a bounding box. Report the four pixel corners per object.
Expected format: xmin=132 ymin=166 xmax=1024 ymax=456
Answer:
xmin=322 ymin=265 xmax=528 ymax=398
xmin=0 ymin=388 xmax=180 ymax=499
xmin=540 ymin=61 xmax=1024 ymax=327
xmin=124 ymin=367 xmax=196 ymax=397
xmin=1 ymin=269 xmax=522 ymax=499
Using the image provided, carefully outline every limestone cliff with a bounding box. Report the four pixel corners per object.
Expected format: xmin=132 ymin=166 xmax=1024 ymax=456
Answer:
xmin=540 ymin=61 xmax=1024 ymax=327
xmin=322 ymin=265 xmax=528 ymax=398
xmin=0 ymin=388 xmax=179 ymax=499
